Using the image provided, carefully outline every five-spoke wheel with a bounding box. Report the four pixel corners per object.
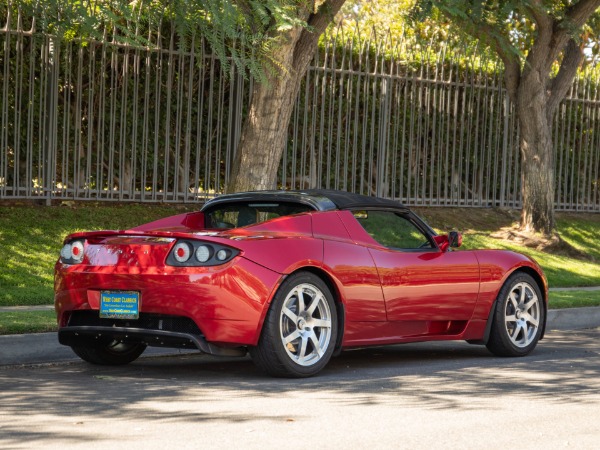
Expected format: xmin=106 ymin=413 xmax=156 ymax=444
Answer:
xmin=250 ymin=272 xmax=337 ymax=377
xmin=487 ymin=273 xmax=545 ymax=356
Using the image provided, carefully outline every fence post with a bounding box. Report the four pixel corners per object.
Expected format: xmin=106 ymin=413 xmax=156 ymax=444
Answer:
xmin=44 ymin=36 xmax=58 ymax=205
xmin=500 ymin=93 xmax=510 ymax=208
xmin=377 ymin=76 xmax=391 ymax=198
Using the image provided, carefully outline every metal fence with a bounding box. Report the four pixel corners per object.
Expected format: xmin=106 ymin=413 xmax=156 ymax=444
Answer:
xmin=1 ymin=11 xmax=600 ymax=210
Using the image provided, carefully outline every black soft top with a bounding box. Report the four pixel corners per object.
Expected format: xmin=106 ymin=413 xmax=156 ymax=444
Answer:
xmin=202 ymin=189 xmax=406 ymax=212
xmin=303 ymin=189 xmax=406 ymax=210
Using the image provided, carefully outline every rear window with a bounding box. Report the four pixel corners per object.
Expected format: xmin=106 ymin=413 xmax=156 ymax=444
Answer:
xmin=203 ymin=202 xmax=313 ymax=229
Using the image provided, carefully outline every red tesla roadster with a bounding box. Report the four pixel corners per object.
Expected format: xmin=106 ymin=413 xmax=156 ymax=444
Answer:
xmin=55 ymin=189 xmax=547 ymax=377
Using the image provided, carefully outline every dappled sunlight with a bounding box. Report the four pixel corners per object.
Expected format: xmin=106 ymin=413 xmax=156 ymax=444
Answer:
xmin=0 ymin=331 xmax=598 ymax=435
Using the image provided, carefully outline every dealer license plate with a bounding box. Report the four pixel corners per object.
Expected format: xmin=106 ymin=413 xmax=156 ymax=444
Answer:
xmin=100 ymin=291 xmax=140 ymax=319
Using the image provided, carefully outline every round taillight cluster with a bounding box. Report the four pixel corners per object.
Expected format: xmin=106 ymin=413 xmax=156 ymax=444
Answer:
xmin=60 ymin=240 xmax=85 ymax=264
xmin=167 ymin=240 xmax=237 ymax=266
xmin=173 ymin=242 xmax=192 ymax=263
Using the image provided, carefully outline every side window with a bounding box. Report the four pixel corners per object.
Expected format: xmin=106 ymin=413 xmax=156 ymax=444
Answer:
xmin=354 ymin=210 xmax=433 ymax=250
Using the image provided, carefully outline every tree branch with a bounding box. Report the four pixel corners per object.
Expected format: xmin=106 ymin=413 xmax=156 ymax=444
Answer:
xmin=292 ymin=0 xmax=346 ymax=72
xmin=523 ymin=0 xmax=553 ymax=30
xmin=564 ymin=0 xmax=600 ymax=28
xmin=437 ymin=12 xmax=521 ymax=101
xmin=307 ymin=0 xmax=346 ymax=36
xmin=547 ymin=0 xmax=600 ymax=65
xmin=522 ymin=0 xmax=555 ymax=72
xmin=547 ymin=38 xmax=585 ymax=118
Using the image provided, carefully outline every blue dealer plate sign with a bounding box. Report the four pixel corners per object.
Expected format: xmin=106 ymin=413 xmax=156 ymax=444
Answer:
xmin=99 ymin=291 xmax=140 ymax=319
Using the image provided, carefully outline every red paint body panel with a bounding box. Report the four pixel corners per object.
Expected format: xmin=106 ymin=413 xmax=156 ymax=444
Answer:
xmin=314 ymin=211 xmax=387 ymax=322
xmin=322 ymin=240 xmax=387 ymax=322
xmin=368 ymin=248 xmax=480 ymax=321
xmin=55 ymin=254 xmax=280 ymax=346
xmin=55 ymin=198 xmax=548 ymax=355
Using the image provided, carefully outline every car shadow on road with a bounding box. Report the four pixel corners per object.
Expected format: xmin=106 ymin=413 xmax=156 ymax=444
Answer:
xmin=0 ymin=329 xmax=598 ymax=447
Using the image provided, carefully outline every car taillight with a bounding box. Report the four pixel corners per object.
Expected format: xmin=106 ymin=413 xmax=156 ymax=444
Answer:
xmin=60 ymin=240 xmax=85 ymax=264
xmin=167 ymin=240 xmax=239 ymax=267
xmin=195 ymin=245 xmax=212 ymax=262
xmin=173 ymin=242 xmax=192 ymax=263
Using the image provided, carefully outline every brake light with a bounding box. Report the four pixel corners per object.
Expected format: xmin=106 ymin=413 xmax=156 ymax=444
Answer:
xmin=60 ymin=240 xmax=85 ymax=264
xmin=173 ymin=242 xmax=192 ymax=263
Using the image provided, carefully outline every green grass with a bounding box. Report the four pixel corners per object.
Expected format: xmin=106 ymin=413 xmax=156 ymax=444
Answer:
xmin=463 ymin=234 xmax=600 ymax=287
xmin=0 ymin=203 xmax=195 ymax=307
xmin=549 ymin=290 xmax=600 ymax=309
xmin=0 ymin=311 xmax=57 ymax=334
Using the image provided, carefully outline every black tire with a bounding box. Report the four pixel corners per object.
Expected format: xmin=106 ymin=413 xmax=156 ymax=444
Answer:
xmin=71 ymin=341 xmax=147 ymax=365
xmin=486 ymin=272 xmax=545 ymax=357
xmin=250 ymin=272 xmax=338 ymax=378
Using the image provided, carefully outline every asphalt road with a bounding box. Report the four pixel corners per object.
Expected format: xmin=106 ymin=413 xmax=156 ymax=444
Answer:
xmin=1 ymin=328 xmax=599 ymax=449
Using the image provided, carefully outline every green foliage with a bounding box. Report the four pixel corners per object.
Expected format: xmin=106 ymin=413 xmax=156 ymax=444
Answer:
xmin=0 ymin=205 xmax=599 ymax=335
xmin=2 ymin=0 xmax=316 ymax=83
xmin=412 ymin=0 xmax=600 ymax=65
xmin=0 ymin=204 xmax=597 ymax=335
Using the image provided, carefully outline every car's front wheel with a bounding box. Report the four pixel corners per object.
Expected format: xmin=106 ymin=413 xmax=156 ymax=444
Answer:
xmin=250 ymin=272 xmax=338 ymax=378
xmin=486 ymin=272 xmax=545 ymax=357
xmin=71 ymin=341 xmax=147 ymax=365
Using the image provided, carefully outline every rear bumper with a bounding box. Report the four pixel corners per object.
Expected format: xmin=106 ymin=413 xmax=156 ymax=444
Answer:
xmin=55 ymin=257 xmax=282 ymax=348
xmin=58 ymin=327 xmax=246 ymax=357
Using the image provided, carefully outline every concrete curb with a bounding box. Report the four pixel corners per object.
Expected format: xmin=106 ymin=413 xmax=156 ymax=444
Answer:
xmin=546 ymin=306 xmax=600 ymax=331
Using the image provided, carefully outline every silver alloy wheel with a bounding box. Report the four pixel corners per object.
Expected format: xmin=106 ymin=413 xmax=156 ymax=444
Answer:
xmin=279 ymin=283 xmax=333 ymax=366
xmin=504 ymin=281 xmax=541 ymax=348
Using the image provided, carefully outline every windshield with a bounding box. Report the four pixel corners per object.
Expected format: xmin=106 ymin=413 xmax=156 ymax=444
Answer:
xmin=203 ymin=201 xmax=314 ymax=229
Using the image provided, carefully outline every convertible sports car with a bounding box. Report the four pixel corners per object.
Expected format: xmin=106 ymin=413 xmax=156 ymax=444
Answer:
xmin=55 ymin=189 xmax=547 ymax=377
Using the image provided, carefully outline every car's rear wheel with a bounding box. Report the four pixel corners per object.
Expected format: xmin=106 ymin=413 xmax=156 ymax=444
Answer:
xmin=486 ymin=272 xmax=544 ymax=357
xmin=71 ymin=341 xmax=147 ymax=365
xmin=250 ymin=272 xmax=337 ymax=378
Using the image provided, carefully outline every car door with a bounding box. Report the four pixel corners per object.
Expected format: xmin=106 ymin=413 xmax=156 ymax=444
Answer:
xmin=341 ymin=209 xmax=480 ymax=328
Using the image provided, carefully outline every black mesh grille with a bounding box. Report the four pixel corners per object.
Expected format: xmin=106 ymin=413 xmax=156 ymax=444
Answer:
xmin=68 ymin=310 xmax=203 ymax=335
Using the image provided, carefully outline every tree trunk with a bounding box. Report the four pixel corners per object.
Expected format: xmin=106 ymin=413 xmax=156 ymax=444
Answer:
xmin=225 ymin=0 xmax=346 ymax=193
xmin=226 ymin=55 xmax=300 ymax=193
xmin=517 ymin=74 xmax=555 ymax=236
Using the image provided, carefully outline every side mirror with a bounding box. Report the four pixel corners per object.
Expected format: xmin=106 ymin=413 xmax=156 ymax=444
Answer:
xmin=449 ymin=231 xmax=462 ymax=248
